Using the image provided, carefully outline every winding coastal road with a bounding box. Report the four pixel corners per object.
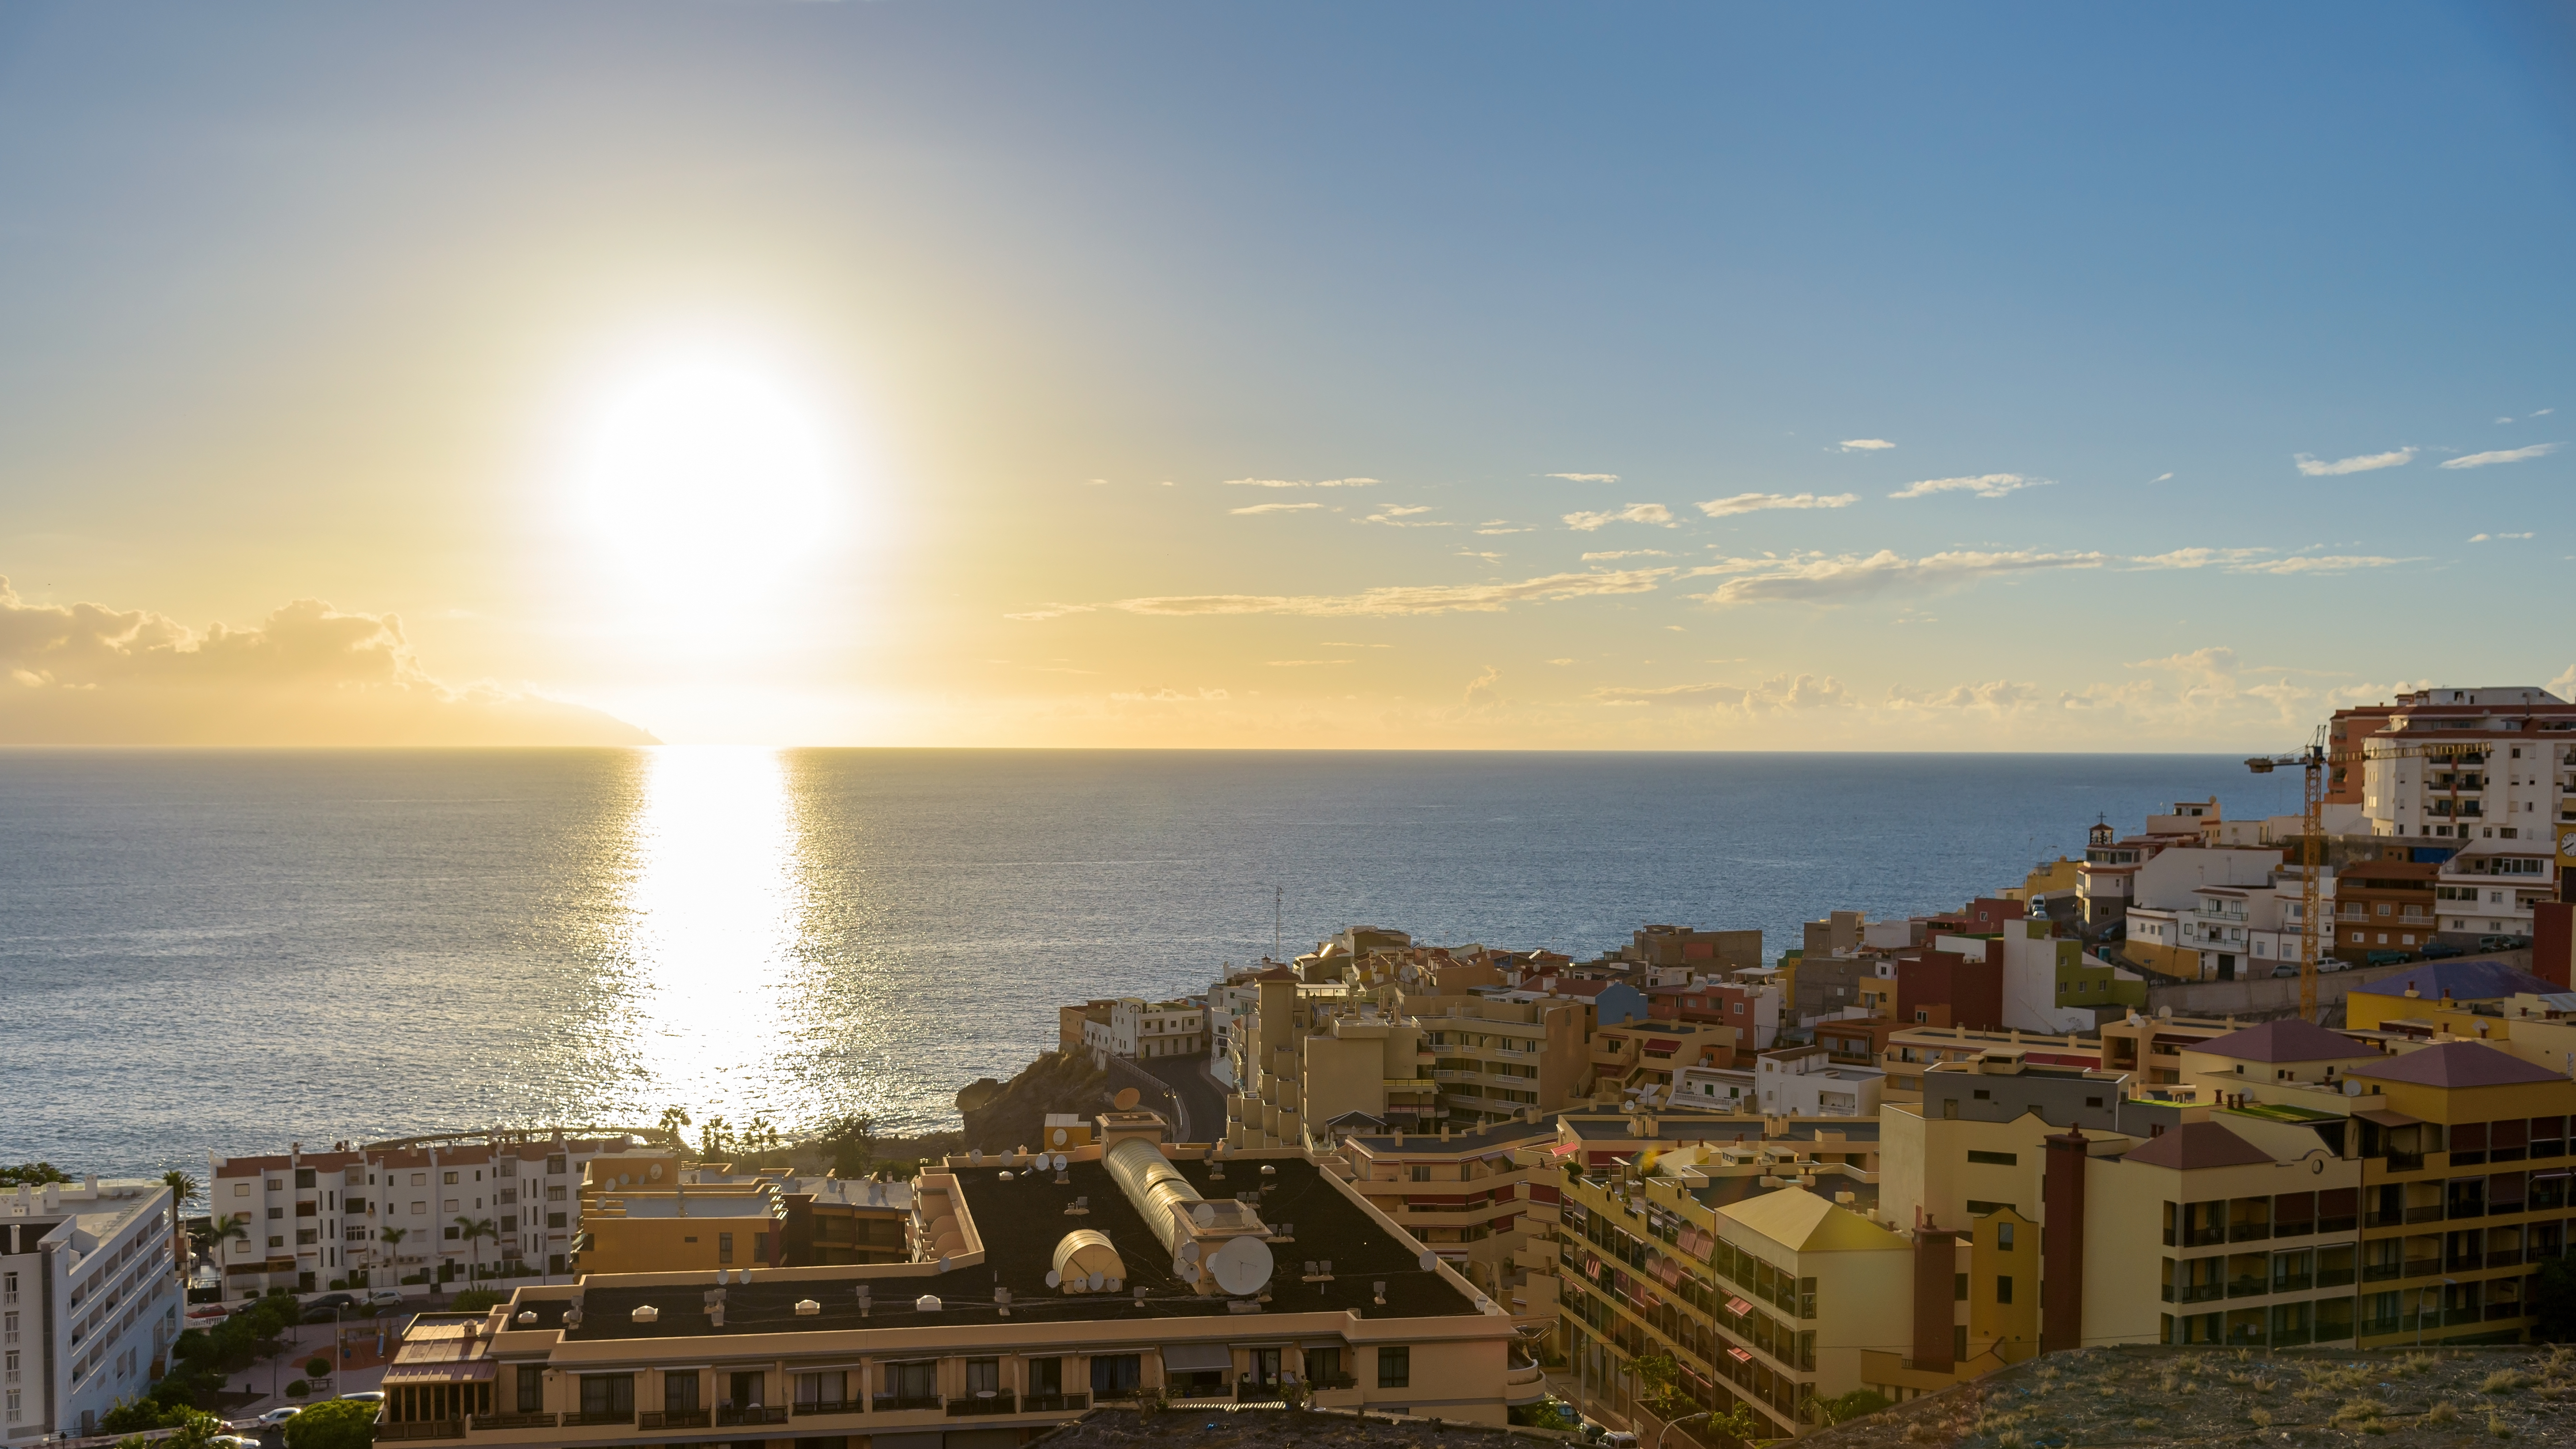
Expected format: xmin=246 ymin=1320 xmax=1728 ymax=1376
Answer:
xmin=1139 ymin=1054 xmax=1228 ymax=1144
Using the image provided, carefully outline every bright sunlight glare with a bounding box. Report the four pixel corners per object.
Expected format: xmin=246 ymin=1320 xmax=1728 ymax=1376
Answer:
xmin=574 ymin=350 xmax=843 ymax=591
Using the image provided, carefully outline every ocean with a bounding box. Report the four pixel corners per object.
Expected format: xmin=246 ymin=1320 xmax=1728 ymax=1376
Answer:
xmin=0 ymin=748 xmax=2303 ymax=1177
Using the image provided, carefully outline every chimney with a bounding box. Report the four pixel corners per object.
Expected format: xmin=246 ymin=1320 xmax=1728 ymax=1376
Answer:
xmin=1911 ymin=1228 xmax=1956 ymax=1373
xmin=2041 ymin=1128 xmax=2089 ymax=1354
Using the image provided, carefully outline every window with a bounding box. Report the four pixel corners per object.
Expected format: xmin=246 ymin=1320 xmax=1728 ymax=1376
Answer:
xmin=548 ymin=1156 xmax=567 ymax=1176
xmin=411 ymin=1202 xmax=426 ymax=1215
xmin=295 ymin=1168 xmax=315 ymax=1190
xmin=547 ymin=1213 xmax=566 ymax=1230
xmin=1306 ymin=1347 xmax=1343 ymax=1385
xmin=579 ymin=1373 xmax=634 ymax=1417
xmin=443 ymin=1171 xmax=458 ymax=1185
xmin=234 ymin=1183 xmax=249 ymax=1198
xmin=268 ymin=1207 xmax=284 ymax=1220
xmin=1967 ymin=1151 xmax=2018 ymax=1166
xmin=1029 ymin=1358 xmax=1064 ymax=1397
xmin=546 ymin=1186 xmax=567 ymax=1203
xmin=719 ymin=1232 xmax=735 ymax=1264
xmin=1997 ymin=1223 xmax=2015 ymax=1251
xmin=966 ymin=1358 xmax=1002 ymax=1398
xmin=1954 ymin=1273 xmax=1967 ymax=1302
xmin=1089 ymin=1355 xmax=1140 ymax=1394
xmin=1942 ymin=1100 xmax=1960 ymax=1120
xmin=411 ymin=1173 xmax=427 ymax=1187
xmin=1377 ymin=1346 xmax=1410 ymax=1389
xmin=1410 ymin=1166 xmax=1433 ymax=1183
xmin=664 ymin=1371 xmax=700 ymax=1413
xmin=517 ymin=1365 xmax=545 ymax=1413
xmin=1996 ymin=1275 xmax=2014 ymax=1305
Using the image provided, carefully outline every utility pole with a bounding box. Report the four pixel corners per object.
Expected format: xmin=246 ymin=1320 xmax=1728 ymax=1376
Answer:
xmin=1273 ymin=885 xmax=1283 ymax=963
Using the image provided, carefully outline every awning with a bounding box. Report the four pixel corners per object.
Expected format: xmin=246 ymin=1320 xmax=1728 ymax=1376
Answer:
xmin=1551 ymin=1142 xmax=1580 ymax=1158
xmin=2356 ymin=1110 xmax=2423 ymax=1128
xmin=1724 ymin=1296 xmax=1751 ymax=1317
xmin=1646 ymin=1039 xmax=1681 ymax=1052
xmin=1161 ymin=1344 xmax=1232 ymax=1373
xmin=383 ymin=1362 xmax=496 ymax=1386
xmin=1726 ymin=1347 xmax=1752 ymax=1364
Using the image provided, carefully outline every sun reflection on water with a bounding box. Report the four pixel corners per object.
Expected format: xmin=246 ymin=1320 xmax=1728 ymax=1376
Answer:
xmin=614 ymin=745 xmax=811 ymax=1127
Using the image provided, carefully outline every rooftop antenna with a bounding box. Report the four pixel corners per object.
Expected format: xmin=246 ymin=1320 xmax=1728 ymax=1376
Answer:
xmin=1272 ymin=885 xmax=1284 ymax=962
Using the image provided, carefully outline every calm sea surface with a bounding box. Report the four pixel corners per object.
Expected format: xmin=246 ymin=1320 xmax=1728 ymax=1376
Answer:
xmin=0 ymin=749 xmax=2304 ymax=1177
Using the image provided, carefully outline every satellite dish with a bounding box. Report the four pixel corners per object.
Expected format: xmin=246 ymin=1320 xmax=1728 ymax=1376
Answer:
xmin=1051 ymin=1127 xmax=1068 ymax=1146
xmin=1087 ymin=1271 xmax=1105 ymax=1292
xmin=1053 ymin=1153 xmax=1069 ymax=1170
xmin=1115 ymin=1088 xmax=1140 ymax=1110
xmin=1179 ymin=1240 xmax=1201 ymax=1262
xmin=1191 ymin=1203 xmax=1217 ymax=1229
xmin=1045 ymin=1270 xmax=1062 ymax=1287
xmin=1209 ymin=1236 xmax=1274 ymax=1296
xmin=1418 ymin=1250 xmax=1439 ymax=1272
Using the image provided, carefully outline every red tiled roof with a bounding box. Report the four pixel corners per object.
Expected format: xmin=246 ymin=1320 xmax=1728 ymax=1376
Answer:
xmin=2352 ymin=1041 xmax=2567 ymax=1089
xmin=2124 ymin=1121 xmax=2276 ymax=1171
xmin=2191 ymin=1018 xmax=2372 ymax=1064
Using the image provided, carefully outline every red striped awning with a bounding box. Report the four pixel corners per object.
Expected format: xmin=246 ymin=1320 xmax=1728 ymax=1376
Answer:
xmin=1726 ymin=1347 xmax=1752 ymax=1364
xmin=1646 ymin=1039 xmax=1681 ymax=1052
xmin=1724 ymin=1296 xmax=1751 ymax=1317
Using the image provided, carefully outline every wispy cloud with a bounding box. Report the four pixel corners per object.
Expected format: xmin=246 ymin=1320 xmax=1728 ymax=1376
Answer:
xmin=2469 ymin=532 xmax=2536 ymax=542
xmin=1110 ymin=687 xmax=1230 ymax=701
xmin=1230 ymin=501 xmax=1323 ymax=515
xmin=1224 ymin=476 xmax=1379 ymax=488
xmin=2151 ymin=472 xmax=2173 ymax=483
xmin=1563 ymin=503 xmax=1675 ymax=531
xmin=1838 ymin=439 xmax=1895 ymax=452
xmin=1456 ymin=549 xmax=1505 ymax=561
xmin=1319 ymin=641 xmax=1391 ymax=648
xmin=1547 ymin=472 xmax=1620 ymax=483
xmin=1475 ymin=520 xmax=1533 ymax=535
xmin=1697 ymin=491 xmax=1858 ymax=518
xmin=1888 ymin=473 xmax=2049 ymax=500
xmin=2293 ymin=448 xmax=2414 ymax=476
xmin=2126 ymin=547 xmax=2278 ymax=570
xmin=1581 ymin=549 xmax=1673 ymax=561
xmin=1003 ymin=602 xmax=1098 ymax=621
xmin=1689 ymin=548 xmax=2105 ymax=604
xmin=1110 ymin=567 xmax=1674 ymax=618
xmin=1885 ymin=680 xmax=2040 ymax=712
xmin=1361 ymin=504 xmax=1448 ymax=527
xmin=2440 ymin=442 xmax=2561 ymax=470
xmin=1591 ymin=672 xmax=1852 ymax=710
xmin=1266 ymin=659 xmax=1351 ymax=667
xmin=2229 ymin=554 xmax=2414 ymax=575
xmin=2126 ymin=547 xmax=2415 ymax=575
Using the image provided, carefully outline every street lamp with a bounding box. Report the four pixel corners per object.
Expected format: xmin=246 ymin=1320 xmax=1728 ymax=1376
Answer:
xmin=1654 ymin=1408 xmax=1713 ymax=1449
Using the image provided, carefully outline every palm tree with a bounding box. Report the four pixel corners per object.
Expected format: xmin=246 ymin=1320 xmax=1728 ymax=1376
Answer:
xmin=454 ymin=1216 xmax=497 ymax=1283
xmin=191 ymin=1212 xmax=251 ymax=1267
xmin=697 ymin=1115 xmax=731 ymax=1162
xmin=162 ymin=1169 xmax=200 ymax=1219
xmin=658 ymin=1106 xmax=693 ymax=1150
xmin=378 ymin=1225 xmax=408 ymax=1283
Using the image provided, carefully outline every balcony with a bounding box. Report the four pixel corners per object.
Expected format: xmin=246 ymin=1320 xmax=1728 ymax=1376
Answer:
xmin=565 ymin=1410 xmax=635 ymax=1427
xmin=2227 ymin=1276 xmax=2267 ymax=1299
xmin=469 ymin=1413 xmax=557 ymax=1431
xmin=875 ymin=1395 xmax=942 ymax=1413
xmin=716 ymin=1406 xmax=789 ymax=1427
xmin=2405 ymin=1258 xmax=2441 ymax=1278
xmin=377 ymin=1422 xmax=464 ymax=1442
xmin=948 ymin=1394 xmax=1019 ymax=1417
xmin=1235 ymin=1381 xmax=1284 ymax=1403
xmin=2171 ymin=1283 xmax=2223 ymax=1304
xmin=1307 ymin=1374 xmax=1358 ymax=1391
xmin=638 ymin=1409 xmax=710 ymax=1429
xmin=1023 ymin=1393 xmax=1090 ymax=1412
xmin=2363 ymin=1262 xmax=2402 ymax=1283
xmin=791 ymin=1401 xmax=857 ymax=1417
xmin=2405 ymin=1205 xmax=2443 ymax=1224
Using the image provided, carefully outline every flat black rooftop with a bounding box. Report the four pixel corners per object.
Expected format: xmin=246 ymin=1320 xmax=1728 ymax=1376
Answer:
xmin=1563 ymin=1116 xmax=1881 ymax=1145
xmin=557 ymin=1154 xmax=1479 ymax=1342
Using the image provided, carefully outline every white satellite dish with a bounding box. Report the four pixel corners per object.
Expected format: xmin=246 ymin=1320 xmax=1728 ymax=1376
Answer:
xmin=1045 ymin=1270 xmax=1062 ymax=1287
xmin=1087 ymin=1271 xmax=1105 ymax=1292
xmin=1052 ymin=1128 xmax=1069 ymax=1146
xmin=1191 ymin=1203 xmax=1217 ymax=1229
xmin=1179 ymin=1240 xmax=1202 ymax=1262
xmin=1418 ymin=1250 xmax=1438 ymax=1272
xmin=1175 ymin=1258 xmax=1201 ymax=1283
xmin=1209 ymin=1236 xmax=1274 ymax=1297
xmin=1053 ymin=1153 xmax=1069 ymax=1170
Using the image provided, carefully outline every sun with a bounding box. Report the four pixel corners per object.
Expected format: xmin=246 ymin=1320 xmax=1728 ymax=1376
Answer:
xmin=572 ymin=349 xmax=843 ymax=590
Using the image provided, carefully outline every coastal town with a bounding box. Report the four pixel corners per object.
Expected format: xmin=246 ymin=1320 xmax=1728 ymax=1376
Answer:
xmin=17 ymin=683 xmax=2576 ymax=1447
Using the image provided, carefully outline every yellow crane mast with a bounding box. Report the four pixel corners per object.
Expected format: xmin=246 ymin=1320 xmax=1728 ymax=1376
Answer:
xmin=2246 ymin=728 xmax=2483 ymax=1020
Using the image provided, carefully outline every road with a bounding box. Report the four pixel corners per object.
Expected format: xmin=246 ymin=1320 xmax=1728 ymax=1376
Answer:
xmin=1140 ymin=1055 xmax=1228 ymax=1144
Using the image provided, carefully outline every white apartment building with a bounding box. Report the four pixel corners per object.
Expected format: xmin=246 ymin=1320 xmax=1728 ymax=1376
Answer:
xmin=1753 ymin=1046 xmax=1885 ymax=1118
xmin=1082 ymin=997 xmax=1208 ymax=1066
xmin=3 ymin=1179 xmax=182 ymax=1444
xmin=2353 ymin=689 xmax=2576 ymax=841
xmin=2432 ymin=841 xmax=2559 ymax=944
xmin=2182 ymin=873 xmax=2332 ymax=978
xmin=208 ymin=1134 xmax=645 ymax=1297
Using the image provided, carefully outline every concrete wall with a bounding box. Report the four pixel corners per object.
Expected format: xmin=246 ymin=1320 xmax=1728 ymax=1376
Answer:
xmin=2138 ymin=951 xmax=2531 ymax=1023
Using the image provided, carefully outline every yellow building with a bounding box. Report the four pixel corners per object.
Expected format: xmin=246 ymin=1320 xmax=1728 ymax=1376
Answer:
xmin=2343 ymin=960 xmax=2562 ymax=1033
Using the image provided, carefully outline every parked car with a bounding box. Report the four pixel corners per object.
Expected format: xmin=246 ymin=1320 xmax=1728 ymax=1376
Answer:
xmin=255 ymin=1406 xmax=303 ymax=1426
xmin=304 ymin=1292 xmax=358 ymax=1312
xmin=337 ymin=1391 xmax=386 ymax=1404
xmin=2419 ymin=941 xmax=2467 ymax=960
xmin=2364 ymin=950 xmax=2412 ymax=967
xmin=364 ymin=1288 xmax=407 ymax=1306
xmin=2479 ymin=934 xmax=2531 ymax=952
xmin=212 ymin=1436 xmax=260 ymax=1448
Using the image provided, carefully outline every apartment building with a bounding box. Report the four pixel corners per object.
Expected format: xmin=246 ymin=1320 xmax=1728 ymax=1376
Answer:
xmin=1418 ymin=994 xmax=1596 ymax=1126
xmin=375 ymin=1116 xmax=1524 ymax=1445
xmin=208 ymin=1134 xmax=649 ymax=1295
xmin=1753 ymin=1047 xmax=1884 ymax=1119
xmin=1338 ymin=1117 xmax=1563 ymax=1324
xmin=2433 ymin=841 xmax=2559 ymax=948
xmin=1623 ymin=924 xmax=1763 ymax=974
xmin=2341 ymin=960 xmax=2561 ymax=1034
xmin=2327 ymin=858 xmax=2440 ymax=963
xmin=1080 ymin=998 xmax=1208 ymax=1066
xmin=2 ymin=1179 xmax=182 ymax=1445
xmin=2095 ymin=1011 xmax=2258 ymax=1087
xmin=2342 ymin=689 xmax=2576 ymax=841
xmin=2174 ymin=872 xmax=2327 ymax=979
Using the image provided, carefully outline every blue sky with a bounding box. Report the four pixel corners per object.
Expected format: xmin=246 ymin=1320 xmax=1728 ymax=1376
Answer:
xmin=0 ymin=3 xmax=2570 ymax=745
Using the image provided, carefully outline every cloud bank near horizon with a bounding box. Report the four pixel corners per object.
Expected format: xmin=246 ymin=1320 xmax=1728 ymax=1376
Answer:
xmin=0 ymin=579 xmax=656 ymax=746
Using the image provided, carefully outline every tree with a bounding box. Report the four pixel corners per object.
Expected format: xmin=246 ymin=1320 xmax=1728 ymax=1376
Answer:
xmin=0 ymin=1162 xmax=72 ymax=1186
xmin=114 ymin=1407 xmax=226 ymax=1449
xmin=2535 ymin=1255 xmax=2576 ymax=1342
xmin=812 ymin=1113 xmax=878 ymax=1179
xmin=453 ymin=1216 xmax=496 ymax=1282
xmin=1803 ymin=1388 xmax=1891 ymax=1427
xmin=657 ymin=1105 xmax=693 ymax=1149
xmin=377 ymin=1224 xmax=408 ymax=1280
xmin=1706 ymin=1402 xmax=1767 ymax=1449
xmin=450 ymin=1289 xmax=506 ymax=1314
xmin=163 ymin=1169 xmax=201 ymax=1217
xmin=283 ymin=1397 xmax=377 ymax=1449
xmin=1630 ymin=1352 xmax=1691 ymax=1418
xmin=698 ymin=1115 xmax=732 ymax=1161
xmin=191 ymin=1212 xmax=252 ymax=1264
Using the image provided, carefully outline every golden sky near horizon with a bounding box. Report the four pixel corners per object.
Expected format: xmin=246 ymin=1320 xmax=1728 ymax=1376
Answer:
xmin=1 ymin=6 xmax=2570 ymax=749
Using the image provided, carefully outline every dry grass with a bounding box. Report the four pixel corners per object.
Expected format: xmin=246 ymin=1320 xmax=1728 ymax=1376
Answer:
xmin=2483 ymin=1368 xmax=2532 ymax=1394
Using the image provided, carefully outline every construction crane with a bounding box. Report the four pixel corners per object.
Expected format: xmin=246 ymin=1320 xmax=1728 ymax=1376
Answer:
xmin=2246 ymin=728 xmax=2486 ymax=1019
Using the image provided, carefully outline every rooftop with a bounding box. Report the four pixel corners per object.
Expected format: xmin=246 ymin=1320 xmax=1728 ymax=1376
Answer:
xmin=2357 ymin=960 xmax=2560 ymax=1003
xmin=2349 ymin=1040 xmax=2569 ymax=1090
xmin=2186 ymin=1017 xmax=2375 ymax=1064
xmin=2123 ymin=1121 xmax=2276 ymax=1171
xmin=552 ymin=1154 xmax=1479 ymax=1342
